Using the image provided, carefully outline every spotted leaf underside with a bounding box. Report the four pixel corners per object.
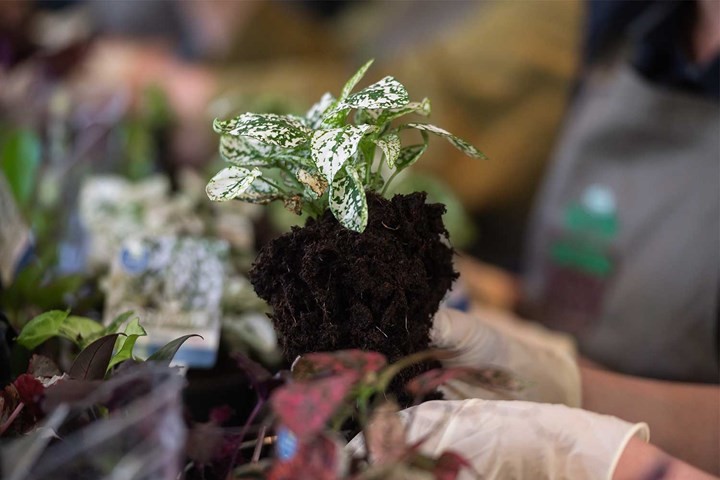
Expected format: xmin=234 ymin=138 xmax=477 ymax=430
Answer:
xmin=374 ymin=134 xmax=401 ymax=169
xmin=205 ymin=166 xmax=262 ymax=202
xmin=405 ymin=123 xmax=487 ymax=159
xmin=329 ymin=165 xmax=368 ymax=232
xmin=219 ymin=134 xmax=284 ymax=167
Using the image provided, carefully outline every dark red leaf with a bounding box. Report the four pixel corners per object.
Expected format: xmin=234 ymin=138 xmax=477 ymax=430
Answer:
xmin=68 ymin=334 xmax=122 ymax=380
xmin=13 ymin=374 xmax=44 ymax=407
xmin=293 ymin=350 xmax=387 ymax=381
xmin=271 ymin=372 xmax=360 ymax=438
xmin=267 ymin=435 xmax=340 ymax=480
xmin=406 ymin=366 xmax=519 ymax=397
xmin=432 ymin=451 xmax=471 ymax=480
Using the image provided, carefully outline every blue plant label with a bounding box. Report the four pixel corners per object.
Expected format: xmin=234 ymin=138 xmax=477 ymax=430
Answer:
xmin=275 ymin=425 xmax=298 ymax=461
xmin=120 ymin=241 xmax=150 ymax=275
xmin=104 ymin=236 xmax=228 ymax=368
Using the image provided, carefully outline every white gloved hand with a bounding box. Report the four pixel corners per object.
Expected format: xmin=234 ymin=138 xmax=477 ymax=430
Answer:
xmin=349 ymin=399 xmax=650 ymax=480
xmin=431 ymin=307 xmax=582 ymax=407
xmin=404 ymin=399 xmax=648 ymax=480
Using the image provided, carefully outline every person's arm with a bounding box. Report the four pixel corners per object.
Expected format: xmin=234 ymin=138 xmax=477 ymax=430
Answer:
xmin=432 ymin=306 xmax=720 ymax=475
xmin=615 ymin=437 xmax=718 ymax=480
xmin=581 ymin=365 xmax=720 ymax=475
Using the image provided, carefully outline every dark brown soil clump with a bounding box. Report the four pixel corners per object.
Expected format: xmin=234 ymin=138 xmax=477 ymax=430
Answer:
xmin=250 ymin=192 xmax=457 ymax=405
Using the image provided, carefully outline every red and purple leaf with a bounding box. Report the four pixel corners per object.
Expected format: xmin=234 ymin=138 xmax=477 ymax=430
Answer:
xmin=13 ymin=374 xmax=44 ymax=407
xmin=271 ymin=372 xmax=360 ymax=438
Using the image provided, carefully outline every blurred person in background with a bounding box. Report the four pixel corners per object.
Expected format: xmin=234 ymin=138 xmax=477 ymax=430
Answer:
xmin=433 ymin=0 xmax=719 ymax=475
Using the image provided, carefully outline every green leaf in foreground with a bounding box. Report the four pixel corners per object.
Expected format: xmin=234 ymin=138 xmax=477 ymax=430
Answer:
xmin=107 ymin=318 xmax=147 ymax=371
xmin=146 ymin=334 xmax=203 ymax=365
xmin=105 ymin=311 xmax=136 ymax=335
xmin=69 ymin=334 xmax=122 ymax=380
xmin=58 ymin=316 xmax=105 ymax=348
xmin=16 ymin=310 xmax=70 ymax=350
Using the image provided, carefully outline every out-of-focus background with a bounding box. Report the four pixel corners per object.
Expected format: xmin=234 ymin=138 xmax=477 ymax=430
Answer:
xmin=0 ymin=0 xmax=581 ymax=412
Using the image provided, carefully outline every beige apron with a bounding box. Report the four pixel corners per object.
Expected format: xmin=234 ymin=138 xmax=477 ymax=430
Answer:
xmin=523 ymin=62 xmax=719 ymax=383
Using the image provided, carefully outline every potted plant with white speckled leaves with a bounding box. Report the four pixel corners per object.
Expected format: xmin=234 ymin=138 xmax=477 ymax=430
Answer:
xmin=205 ymin=60 xmax=486 ymax=405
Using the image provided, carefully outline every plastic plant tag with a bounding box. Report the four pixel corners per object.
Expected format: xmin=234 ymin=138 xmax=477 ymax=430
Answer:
xmin=79 ymin=175 xmax=204 ymax=270
xmin=103 ymin=236 xmax=228 ymax=368
xmin=0 ymin=173 xmax=31 ymax=287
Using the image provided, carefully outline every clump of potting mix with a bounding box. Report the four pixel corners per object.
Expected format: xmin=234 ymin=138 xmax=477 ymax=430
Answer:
xmin=251 ymin=191 xmax=456 ymax=402
xmin=206 ymin=59 xmax=485 ymax=403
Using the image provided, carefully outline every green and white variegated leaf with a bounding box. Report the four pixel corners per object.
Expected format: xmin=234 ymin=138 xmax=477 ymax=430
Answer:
xmin=219 ymin=134 xmax=279 ymax=167
xmin=405 ymin=123 xmax=487 ymax=159
xmin=232 ymin=176 xmax=283 ymax=204
xmin=374 ymin=133 xmax=401 ymax=169
xmin=297 ymin=168 xmax=328 ymax=198
xmin=305 ymin=92 xmax=336 ymax=129
xmin=319 ymin=104 xmax=350 ymax=128
xmin=329 ymin=165 xmax=368 ymax=232
xmin=376 ymin=97 xmax=431 ymax=124
xmin=206 ymin=166 xmax=262 ymax=202
xmin=341 ymin=76 xmax=410 ymax=111
xmin=340 ymin=59 xmax=375 ymax=101
xmin=213 ymin=113 xmax=310 ymax=149
xmin=311 ymin=124 xmax=374 ymax=182
xmin=395 ymin=131 xmax=429 ymax=170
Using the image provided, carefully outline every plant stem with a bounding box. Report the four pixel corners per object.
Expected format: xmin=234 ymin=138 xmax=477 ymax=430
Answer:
xmin=251 ymin=424 xmax=268 ymax=463
xmin=259 ymin=176 xmax=287 ymax=195
xmin=380 ymin=169 xmax=401 ymax=197
xmin=0 ymin=402 xmax=25 ymax=436
xmin=226 ymin=400 xmax=264 ymax=480
xmin=375 ymin=350 xmax=443 ymax=392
